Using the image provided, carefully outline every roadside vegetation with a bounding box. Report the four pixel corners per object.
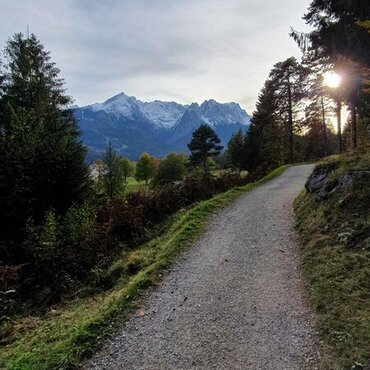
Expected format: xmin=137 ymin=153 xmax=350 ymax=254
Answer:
xmin=294 ymin=152 xmax=370 ymax=369
xmin=0 ymin=166 xmax=287 ymax=370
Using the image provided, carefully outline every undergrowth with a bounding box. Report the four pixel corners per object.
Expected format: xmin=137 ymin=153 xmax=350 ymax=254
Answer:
xmin=0 ymin=166 xmax=288 ymax=369
xmin=294 ymin=152 xmax=370 ymax=370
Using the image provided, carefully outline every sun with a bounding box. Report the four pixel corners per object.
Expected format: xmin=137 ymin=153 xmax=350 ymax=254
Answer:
xmin=323 ymin=71 xmax=341 ymax=88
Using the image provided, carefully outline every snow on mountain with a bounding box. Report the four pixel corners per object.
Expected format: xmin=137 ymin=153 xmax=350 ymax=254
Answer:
xmin=75 ymin=91 xmax=251 ymax=160
xmin=199 ymin=99 xmax=250 ymax=127
xmin=81 ymin=92 xmax=249 ymax=130
xmin=136 ymin=100 xmax=186 ymax=129
xmin=90 ymin=92 xmax=138 ymax=119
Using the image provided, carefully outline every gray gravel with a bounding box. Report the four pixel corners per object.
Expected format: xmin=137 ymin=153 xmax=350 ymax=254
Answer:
xmin=85 ymin=164 xmax=321 ymax=370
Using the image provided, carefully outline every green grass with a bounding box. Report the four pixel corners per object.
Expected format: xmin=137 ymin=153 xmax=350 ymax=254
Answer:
xmin=0 ymin=165 xmax=287 ymax=370
xmin=294 ymin=153 xmax=370 ymax=370
xmin=125 ymin=176 xmax=149 ymax=193
xmin=211 ymin=169 xmax=249 ymax=177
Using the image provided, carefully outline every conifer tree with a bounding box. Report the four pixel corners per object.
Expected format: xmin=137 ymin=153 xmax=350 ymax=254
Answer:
xmin=102 ymin=142 xmax=125 ymax=199
xmin=227 ymin=129 xmax=246 ymax=174
xmin=187 ymin=124 xmax=223 ymax=175
xmin=291 ymin=0 xmax=370 ymax=150
xmin=0 ymin=33 xmax=90 ymax=259
xmin=268 ymin=57 xmax=308 ymax=163
xmin=245 ymin=80 xmax=282 ymax=171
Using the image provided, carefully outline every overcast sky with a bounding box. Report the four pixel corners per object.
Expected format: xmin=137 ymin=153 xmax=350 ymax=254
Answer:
xmin=0 ymin=0 xmax=311 ymax=113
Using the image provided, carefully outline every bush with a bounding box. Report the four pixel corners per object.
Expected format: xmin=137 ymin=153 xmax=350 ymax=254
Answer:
xmin=1 ymin=169 xmax=262 ymax=313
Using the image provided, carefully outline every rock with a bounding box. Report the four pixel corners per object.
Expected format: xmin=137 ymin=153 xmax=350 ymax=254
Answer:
xmin=305 ymin=162 xmax=338 ymax=199
xmin=306 ymin=162 xmax=370 ymax=201
xmin=336 ymin=171 xmax=370 ymax=191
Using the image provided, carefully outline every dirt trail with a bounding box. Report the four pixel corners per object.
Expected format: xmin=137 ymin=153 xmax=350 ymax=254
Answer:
xmin=85 ymin=165 xmax=321 ymax=370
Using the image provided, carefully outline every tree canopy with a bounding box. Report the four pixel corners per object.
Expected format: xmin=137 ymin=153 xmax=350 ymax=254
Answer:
xmin=153 ymin=152 xmax=187 ymax=186
xmin=135 ymin=152 xmax=156 ymax=185
xmin=187 ymin=124 xmax=223 ymax=174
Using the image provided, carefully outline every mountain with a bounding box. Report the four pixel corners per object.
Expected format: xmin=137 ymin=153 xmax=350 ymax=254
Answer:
xmin=73 ymin=92 xmax=250 ymax=161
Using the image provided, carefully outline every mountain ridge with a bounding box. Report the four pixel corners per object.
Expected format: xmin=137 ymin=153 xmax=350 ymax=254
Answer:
xmin=73 ymin=92 xmax=250 ymax=161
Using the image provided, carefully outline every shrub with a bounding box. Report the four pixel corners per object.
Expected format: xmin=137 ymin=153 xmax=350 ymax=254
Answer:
xmin=1 ymin=168 xmax=261 ymax=313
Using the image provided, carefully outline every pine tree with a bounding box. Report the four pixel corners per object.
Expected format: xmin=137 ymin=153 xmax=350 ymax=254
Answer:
xmin=227 ymin=129 xmax=246 ymax=174
xmin=291 ymin=0 xmax=370 ymax=150
xmin=268 ymin=57 xmax=308 ymax=163
xmin=187 ymin=124 xmax=223 ymax=175
xmin=102 ymin=142 xmax=125 ymax=199
xmin=0 ymin=33 xmax=90 ymax=260
xmin=304 ymin=73 xmax=335 ymax=157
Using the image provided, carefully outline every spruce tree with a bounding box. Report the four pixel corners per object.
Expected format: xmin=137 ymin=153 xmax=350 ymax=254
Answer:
xmin=245 ymin=80 xmax=282 ymax=171
xmin=0 ymin=33 xmax=90 ymax=261
xmin=187 ymin=124 xmax=223 ymax=175
xmin=102 ymin=142 xmax=125 ymax=199
xmin=227 ymin=129 xmax=246 ymax=174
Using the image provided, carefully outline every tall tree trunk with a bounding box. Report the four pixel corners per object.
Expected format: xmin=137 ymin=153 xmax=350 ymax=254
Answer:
xmin=320 ymin=94 xmax=328 ymax=157
xmin=287 ymin=74 xmax=293 ymax=163
xmin=336 ymin=99 xmax=342 ymax=154
xmin=350 ymin=104 xmax=357 ymax=150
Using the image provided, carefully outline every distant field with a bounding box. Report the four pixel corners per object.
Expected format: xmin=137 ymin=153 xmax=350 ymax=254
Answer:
xmin=125 ymin=176 xmax=149 ymax=193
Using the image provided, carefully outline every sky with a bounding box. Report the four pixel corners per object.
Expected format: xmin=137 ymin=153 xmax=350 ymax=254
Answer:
xmin=0 ymin=0 xmax=312 ymax=113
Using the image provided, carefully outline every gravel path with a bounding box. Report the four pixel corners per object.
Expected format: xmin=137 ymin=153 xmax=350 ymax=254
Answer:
xmin=85 ymin=165 xmax=321 ymax=370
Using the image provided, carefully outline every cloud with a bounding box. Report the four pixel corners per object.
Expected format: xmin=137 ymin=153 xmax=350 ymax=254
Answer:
xmin=0 ymin=0 xmax=310 ymax=112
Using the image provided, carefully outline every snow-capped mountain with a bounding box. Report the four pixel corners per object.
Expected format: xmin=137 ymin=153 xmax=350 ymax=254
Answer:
xmin=73 ymin=92 xmax=250 ymax=161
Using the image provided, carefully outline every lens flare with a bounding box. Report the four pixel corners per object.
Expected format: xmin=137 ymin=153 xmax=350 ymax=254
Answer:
xmin=323 ymin=72 xmax=341 ymax=88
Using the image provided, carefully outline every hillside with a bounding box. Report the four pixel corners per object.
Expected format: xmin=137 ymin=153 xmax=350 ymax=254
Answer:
xmin=294 ymin=153 xmax=370 ymax=369
xmin=73 ymin=92 xmax=250 ymax=160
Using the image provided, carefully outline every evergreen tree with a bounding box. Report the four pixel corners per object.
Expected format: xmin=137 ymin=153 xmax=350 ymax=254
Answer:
xmin=102 ymin=142 xmax=125 ymax=199
xmin=187 ymin=124 xmax=223 ymax=175
xmin=304 ymin=73 xmax=335 ymax=157
xmin=135 ymin=152 xmax=155 ymax=185
xmin=268 ymin=57 xmax=308 ymax=163
xmin=227 ymin=129 xmax=246 ymax=174
xmin=0 ymin=33 xmax=90 ymax=260
xmin=245 ymin=80 xmax=282 ymax=171
xmin=291 ymin=0 xmax=370 ymax=150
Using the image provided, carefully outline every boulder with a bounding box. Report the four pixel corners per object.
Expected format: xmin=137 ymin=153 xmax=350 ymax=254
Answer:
xmin=306 ymin=161 xmax=370 ymax=201
xmin=305 ymin=162 xmax=338 ymax=199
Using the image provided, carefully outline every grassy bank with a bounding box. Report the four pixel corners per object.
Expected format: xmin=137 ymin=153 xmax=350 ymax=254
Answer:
xmin=0 ymin=166 xmax=288 ymax=370
xmin=294 ymin=153 xmax=370 ymax=369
